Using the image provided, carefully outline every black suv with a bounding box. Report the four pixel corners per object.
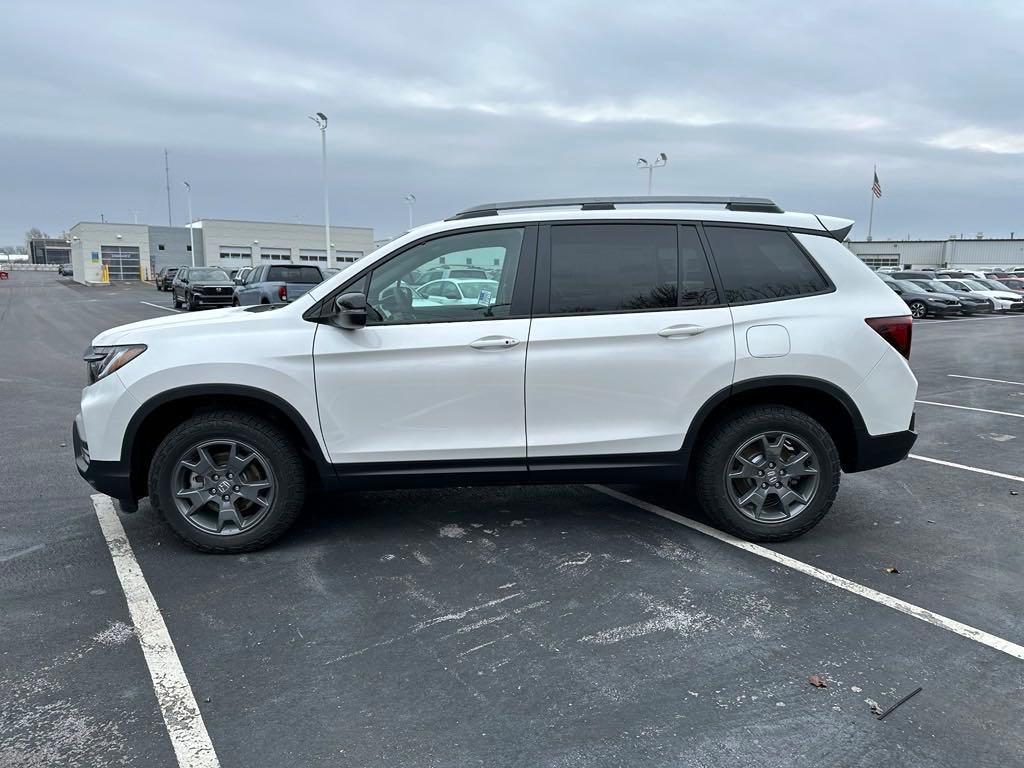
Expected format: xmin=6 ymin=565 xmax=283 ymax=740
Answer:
xmin=171 ymin=266 xmax=235 ymax=311
xmin=155 ymin=266 xmax=180 ymax=291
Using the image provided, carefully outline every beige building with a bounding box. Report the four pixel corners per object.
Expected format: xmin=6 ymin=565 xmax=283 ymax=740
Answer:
xmin=188 ymin=219 xmax=375 ymax=272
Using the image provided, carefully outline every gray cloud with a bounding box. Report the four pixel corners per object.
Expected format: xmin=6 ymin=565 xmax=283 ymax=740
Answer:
xmin=2 ymin=0 xmax=1022 ymax=244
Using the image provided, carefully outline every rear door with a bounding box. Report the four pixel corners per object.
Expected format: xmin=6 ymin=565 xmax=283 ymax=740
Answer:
xmin=525 ymin=222 xmax=734 ymax=459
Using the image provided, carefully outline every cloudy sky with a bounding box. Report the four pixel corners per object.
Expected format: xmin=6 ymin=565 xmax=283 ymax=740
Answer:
xmin=2 ymin=0 xmax=1022 ymax=245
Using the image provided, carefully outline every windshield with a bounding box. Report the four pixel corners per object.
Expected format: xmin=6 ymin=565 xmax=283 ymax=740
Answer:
xmin=915 ymin=280 xmax=957 ymax=293
xmin=961 ymin=280 xmax=989 ymax=291
xmin=189 ymin=268 xmax=229 ymax=280
xmin=976 ymin=279 xmax=1010 ymax=291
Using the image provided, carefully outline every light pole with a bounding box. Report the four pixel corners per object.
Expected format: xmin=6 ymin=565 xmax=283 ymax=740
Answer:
xmin=404 ymin=194 xmax=416 ymax=230
xmin=309 ymin=112 xmax=332 ymax=266
xmin=183 ymin=181 xmax=196 ymax=267
xmin=636 ymin=153 xmax=668 ymax=195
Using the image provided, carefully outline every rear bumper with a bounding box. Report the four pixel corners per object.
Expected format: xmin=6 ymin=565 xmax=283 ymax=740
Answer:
xmin=73 ymin=417 xmax=135 ymax=506
xmin=847 ymin=413 xmax=917 ymax=473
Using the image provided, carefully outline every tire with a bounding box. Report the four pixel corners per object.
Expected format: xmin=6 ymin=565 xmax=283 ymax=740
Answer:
xmin=908 ymin=300 xmax=927 ymax=319
xmin=232 ymin=297 xmax=239 ymax=307
xmin=172 ymin=292 xmax=182 ymax=309
xmin=148 ymin=410 xmax=307 ymax=553
xmin=187 ymin=293 xmax=197 ymax=311
xmin=694 ymin=405 xmax=841 ymax=542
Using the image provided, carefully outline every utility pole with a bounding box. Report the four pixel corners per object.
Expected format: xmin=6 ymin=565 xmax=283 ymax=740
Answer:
xmin=309 ymin=113 xmax=331 ymax=266
xmin=164 ymin=149 xmax=173 ymax=226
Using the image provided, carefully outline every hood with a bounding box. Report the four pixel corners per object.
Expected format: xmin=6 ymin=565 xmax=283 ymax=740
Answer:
xmin=91 ymin=305 xmax=273 ymax=346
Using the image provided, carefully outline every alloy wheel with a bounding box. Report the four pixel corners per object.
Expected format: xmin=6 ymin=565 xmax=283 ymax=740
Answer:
xmin=172 ymin=439 xmax=277 ymax=535
xmin=724 ymin=431 xmax=820 ymax=523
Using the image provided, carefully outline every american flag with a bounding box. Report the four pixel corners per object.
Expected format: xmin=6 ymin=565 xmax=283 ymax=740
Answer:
xmin=872 ymin=171 xmax=882 ymax=198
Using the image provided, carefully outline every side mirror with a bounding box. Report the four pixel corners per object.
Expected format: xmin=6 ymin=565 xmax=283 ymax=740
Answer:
xmin=332 ymin=292 xmax=367 ymax=329
xmin=233 ymin=277 xmax=244 ymax=285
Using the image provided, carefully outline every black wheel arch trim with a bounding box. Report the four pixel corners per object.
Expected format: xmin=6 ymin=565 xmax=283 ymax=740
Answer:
xmin=121 ymin=384 xmax=333 ymax=484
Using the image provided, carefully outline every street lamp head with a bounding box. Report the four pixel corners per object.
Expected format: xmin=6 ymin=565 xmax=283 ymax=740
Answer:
xmin=404 ymin=194 xmax=416 ymax=205
xmin=309 ymin=113 xmax=327 ymax=129
xmin=316 ymin=112 xmax=327 ymax=123
xmin=636 ymin=157 xmax=649 ymax=168
xmin=658 ymin=152 xmax=667 ymax=163
xmin=183 ymin=181 xmax=191 ymax=191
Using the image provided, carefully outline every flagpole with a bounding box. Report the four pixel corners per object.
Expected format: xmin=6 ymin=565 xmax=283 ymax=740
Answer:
xmin=867 ymin=165 xmax=876 ymax=241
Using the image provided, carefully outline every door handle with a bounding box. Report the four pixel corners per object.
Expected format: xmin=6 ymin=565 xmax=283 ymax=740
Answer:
xmin=470 ymin=335 xmax=520 ymax=350
xmin=658 ymin=324 xmax=705 ymax=338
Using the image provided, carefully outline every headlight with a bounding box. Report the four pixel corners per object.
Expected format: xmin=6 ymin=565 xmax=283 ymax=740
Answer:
xmin=83 ymin=345 xmax=147 ymax=384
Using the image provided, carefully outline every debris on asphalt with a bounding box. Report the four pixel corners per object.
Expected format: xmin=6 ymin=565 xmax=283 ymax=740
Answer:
xmin=1010 ymin=490 xmax=1019 ymax=496
xmin=876 ymin=687 xmax=923 ymax=720
xmin=885 ymin=567 xmax=900 ymax=574
xmin=868 ymin=700 xmax=885 ymax=716
xmin=808 ymin=675 xmax=827 ymax=688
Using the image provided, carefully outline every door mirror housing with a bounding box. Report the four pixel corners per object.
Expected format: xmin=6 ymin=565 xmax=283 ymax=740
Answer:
xmin=331 ymin=292 xmax=367 ymax=329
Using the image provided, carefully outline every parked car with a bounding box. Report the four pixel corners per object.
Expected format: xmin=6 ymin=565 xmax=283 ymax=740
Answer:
xmin=972 ymin=278 xmax=1024 ymax=297
xmin=155 ymin=266 xmax=180 ymax=291
xmin=937 ymin=269 xmax=987 ymax=280
xmin=73 ymin=195 xmax=918 ymax=552
xmin=233 ymin=264 xmax=325 ymax=306
xmin=936 ymin=278 xmax=1024 ymax=312
xmin=890 ymin=270 xmax=937 ymax=280
xmin=412 ymin=266 xmax=489 ymax=284
xmin=995 ymin=277 xmax=1024 ymax=293
xmin=323 ymin=267 xmax=341 ymax=278
xmin=905 ymin=279 xmax=991 ymax=315
xmin=57 ymin=264 xmax=73 ymax=276
xmin=413 ymin=278 xmax=500 ymax=307
xmin=171 ymin=266 xmax=235 ymax=310
xmin=880 ymin=275 xmax=961 ymax=318
xmin=232 ymin=266 xmax=254 ymax=284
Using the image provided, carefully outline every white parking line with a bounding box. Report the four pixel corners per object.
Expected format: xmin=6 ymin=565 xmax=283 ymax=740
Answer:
xmin=589 ymin=485 xmax=1024 ymax=661
xmin=915 ymin=400 xmax=1024 ymax=418
xmin=140 ymin=301 xmax=182 ymax=313
xmin=92 ymin=495 xmax=220 ymax=768
xmin=948 ymin=374 xmax=1024 ymax=387
xmin=909 ymin=454 xmax=1024 ymax=483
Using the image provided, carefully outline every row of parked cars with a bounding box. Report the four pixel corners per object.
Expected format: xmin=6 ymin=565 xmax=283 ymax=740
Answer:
xmin=154 ymin=264 xmax=343 ymax=310
xmin=876 ymin=268 xmax=1024 ymax=318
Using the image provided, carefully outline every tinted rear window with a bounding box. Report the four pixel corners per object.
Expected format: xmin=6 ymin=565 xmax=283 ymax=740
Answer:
xmin=705 ymin=227 xmax=828 ymax=303
xmin=549 ymin=224 xmax=678 ymax=314
xmin=267 ymin=266 xmax=322 ymax=283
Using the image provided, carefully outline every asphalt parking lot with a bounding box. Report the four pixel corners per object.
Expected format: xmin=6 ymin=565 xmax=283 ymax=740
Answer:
xmin=2 ymin=270 xmax=1022 ymax=767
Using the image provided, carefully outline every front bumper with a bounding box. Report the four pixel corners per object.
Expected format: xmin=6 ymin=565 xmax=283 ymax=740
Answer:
xmin=73 ymin=417 xmax=135 ymax=507
xmin=192 ymin=292 xmax=234 ymax=306
xmin=847 ymin=413 xmax=917 ymax=473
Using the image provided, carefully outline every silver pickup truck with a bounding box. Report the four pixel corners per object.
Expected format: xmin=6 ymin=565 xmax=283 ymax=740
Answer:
xmin=232 ymin=264 xmax=325 ymax=306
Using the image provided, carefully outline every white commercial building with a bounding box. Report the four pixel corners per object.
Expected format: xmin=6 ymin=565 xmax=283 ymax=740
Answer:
xmin=848 ymin=236 xmax=1024 ymax=270
xmin=68 ymin=219 xmax=375 ymax=284
xmin=189 ymin=219 xmax=375 ymax=272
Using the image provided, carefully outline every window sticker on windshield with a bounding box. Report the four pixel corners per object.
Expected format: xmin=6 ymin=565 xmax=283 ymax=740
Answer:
xmin=478 ymin=289 xmax=492 ymax=305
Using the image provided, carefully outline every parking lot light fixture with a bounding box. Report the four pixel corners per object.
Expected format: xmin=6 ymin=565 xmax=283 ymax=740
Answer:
xmin=404 ymin=194 xmax=416 ymax=230
xmin=309 ymin=112 xmax=331 ymax=266
xmin=636 ymin=153 xmax=668 ymax=195
xmin=183 ymin=181 xmax=196 ymax=267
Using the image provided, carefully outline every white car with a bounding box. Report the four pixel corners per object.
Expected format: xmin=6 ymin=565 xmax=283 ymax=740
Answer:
xmin=73 ymin=196 xmax=918 ymax=552
xmin=936 ymin=278 xmax=1024 ymax=312
xmin=414 ymin=278 xmax=500 ymax=306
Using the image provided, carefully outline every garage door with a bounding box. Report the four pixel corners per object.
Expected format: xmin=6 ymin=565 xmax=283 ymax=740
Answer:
xmin=101 ymin=246 xmax=141 ymax=281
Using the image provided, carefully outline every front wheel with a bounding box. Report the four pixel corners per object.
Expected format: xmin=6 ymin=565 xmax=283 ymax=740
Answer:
xmin=908 ymin=300 xmax=928 ymax=319
xmin=148 ymin=410 xmax=307 ymax=552
xmin=187 ymin=293 xmax=197 ymax=311
xmin=172 ymin=292 xmax=182 ymax=309
xmin=694 ymin=405 xmax=841 ymax=542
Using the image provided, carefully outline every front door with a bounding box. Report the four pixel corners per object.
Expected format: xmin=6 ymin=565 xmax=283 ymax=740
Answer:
xmin=525 ymin=222 xmax=735 ymax=458
xmin=313 ymin=225 xmax=535 ymax=465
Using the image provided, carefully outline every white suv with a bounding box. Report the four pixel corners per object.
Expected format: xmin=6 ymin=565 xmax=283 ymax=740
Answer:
xmin=73 ymin=196 xmax=918 ymax=552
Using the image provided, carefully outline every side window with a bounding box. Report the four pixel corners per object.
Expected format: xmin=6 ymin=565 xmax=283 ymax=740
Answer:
xmin=705 ymin=227 xmax=828 ymax=303
xmin=366 ymin=228 xmax=524 ymax=325
xmin=548 ymin=224 xmax=678 ymax=314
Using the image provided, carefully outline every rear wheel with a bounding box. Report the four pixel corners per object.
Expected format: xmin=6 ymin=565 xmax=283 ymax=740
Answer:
xmin=695 ymin=405 xmax=840 ymax=542
xmin=908 ymin=300 xmax=928 ymax=319
xmin=148 ymin=411 xmax=306 ymax=552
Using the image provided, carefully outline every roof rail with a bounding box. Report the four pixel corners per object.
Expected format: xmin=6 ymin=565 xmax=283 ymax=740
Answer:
xmin=448 ymin=196 xmax=783 ymax=220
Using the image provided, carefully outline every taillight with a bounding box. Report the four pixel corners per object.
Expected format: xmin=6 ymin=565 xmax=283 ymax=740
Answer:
xmin=278 ymin=285 xmax=287 ymax=301
xmin=865 ymin=315 xmax=912 ymax=360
